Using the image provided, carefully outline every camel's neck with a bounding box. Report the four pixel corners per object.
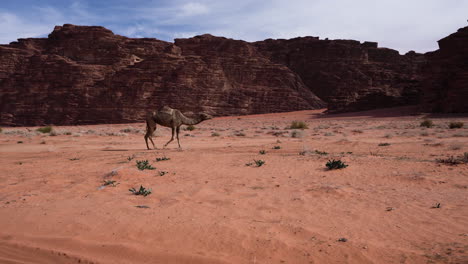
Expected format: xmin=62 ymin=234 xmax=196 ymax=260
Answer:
xmin=180 ymin=113 xmax=204 ymax=125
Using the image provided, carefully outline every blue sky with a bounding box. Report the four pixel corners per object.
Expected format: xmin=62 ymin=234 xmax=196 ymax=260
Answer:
xmin=1 ymin=0 xmax=467 ymax=53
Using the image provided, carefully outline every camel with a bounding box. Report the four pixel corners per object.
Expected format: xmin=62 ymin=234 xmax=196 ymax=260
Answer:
xmin=144 ymin=106 xmax=212 ymax=150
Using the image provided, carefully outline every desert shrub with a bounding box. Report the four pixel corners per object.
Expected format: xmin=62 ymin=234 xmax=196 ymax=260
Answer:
xmin=436 ymin=152 xmax=468 ymax=165
xmin=156 ymin=156 xmax=170 ymax=162
xmin=254 ymin=159 xmax=265 ymax=167
xmin=351 ymin=129 xmax=363 ymax=133
xmin=289 ymin=121 xmax=308 ymax=129
xmin=324 ymin=132 xmax=334 ymax=136
xmin=273 ymin=146 xmax=281 ymax=149
xmin=234 ymin=132 xmax=246 ymax=136
xmin=259 ymin=150 xmax=266 ymax=155
xmin=103 ymin=180 xmax=119 ymax=187
xmin=449 ymin=122 xmax=464 ymax=129
xmin=211 ymin=132 xmax=220 ymax=137
xmin=184 ymin=125 xmax=195 ymax=131
xmin=378 ymin=143 xmax=391 ymax=146
xmin=291 ymin=130 xmax=304 ymax=138
xmin=420 ymin=120 xmax=434 ymax=128
xmin=158 ymin=171 xmax=168 ymax=176
xmin=37 ymin=126 xmax=53 ymax=133
xmin=315 ymin=150 xmax=328 ymax=155
xmin=326 ymin=159 xmax=348 ymax=170
xmin=136 ymin=160 xmax=155 ymax=170
xmin=17 ymin=141 xmax=23 ymax=144
xmin=129 ymin=185 xmax=152 ymax=196
xmin=127 ymin=155 xmax=135 ymax=161
xmin=49 ymin=130 xmax=59 ymax=136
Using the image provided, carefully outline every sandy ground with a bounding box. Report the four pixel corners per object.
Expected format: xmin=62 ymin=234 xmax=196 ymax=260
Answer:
xmin=0 ymin=108 xmax=467 ymax=264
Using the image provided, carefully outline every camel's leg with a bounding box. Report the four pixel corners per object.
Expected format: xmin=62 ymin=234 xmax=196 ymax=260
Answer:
xmin=164 ymin=127 xmax=175 ymax=147
xmin=176 ymin=126 xmax=181 ymax=148
xmin=149 ymin=124 xmax=156 ymax=149
xmin=144 ymin=122 xmax=156 ymax=150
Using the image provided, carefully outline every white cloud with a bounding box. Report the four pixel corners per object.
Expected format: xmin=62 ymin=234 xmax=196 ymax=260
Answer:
xmin=1 ymin=0 xmax=467 ymax=53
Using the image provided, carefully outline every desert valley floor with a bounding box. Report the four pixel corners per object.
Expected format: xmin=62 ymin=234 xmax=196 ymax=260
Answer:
xmin=0 ymin=108 xmax=467 ymax=264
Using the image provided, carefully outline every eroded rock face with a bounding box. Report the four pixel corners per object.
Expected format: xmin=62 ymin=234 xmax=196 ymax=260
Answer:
xmin=0 ymin=25 xmax=325 ymax=126
xmin=422 ymin=26 xmax=468 ymax=113
xmin=254 ymin=38 xmax=425 ymax=113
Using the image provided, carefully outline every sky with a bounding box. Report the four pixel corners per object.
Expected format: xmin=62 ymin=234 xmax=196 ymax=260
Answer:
xmin=0 ymin=0 xmax=467 ymax=53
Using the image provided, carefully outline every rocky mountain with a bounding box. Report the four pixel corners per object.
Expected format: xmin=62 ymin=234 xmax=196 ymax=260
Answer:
xmin=254 ymin=38 xmax=425 ymax=113
xmin=0 ymin=24 xmax=325 ymax=126
xmin=0 ymin=24 xmax=466 ymax=126
xmin=421 ymin=26 xmax=468 ymax=113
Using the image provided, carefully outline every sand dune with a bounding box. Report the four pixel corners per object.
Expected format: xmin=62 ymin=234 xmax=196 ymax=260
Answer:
xmin=0 ymin=109 xmax=467 ymax=263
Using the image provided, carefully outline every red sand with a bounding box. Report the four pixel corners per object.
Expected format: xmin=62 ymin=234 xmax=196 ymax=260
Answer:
xmin=0 ymin=109 xmax=467 ymax=263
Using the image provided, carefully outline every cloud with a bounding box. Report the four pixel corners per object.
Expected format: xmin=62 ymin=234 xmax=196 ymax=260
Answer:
xmin=1 ymin=0 xmax=467 ymax=53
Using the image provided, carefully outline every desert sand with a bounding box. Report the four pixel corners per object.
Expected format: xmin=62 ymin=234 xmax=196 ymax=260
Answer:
xmin=0 ymin=108 xmax=467 ymax=264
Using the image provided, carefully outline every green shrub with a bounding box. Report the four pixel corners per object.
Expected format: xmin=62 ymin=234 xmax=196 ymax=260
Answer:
xmin=155 ymin=156 xmax=170 ymax=162
xmin=37 ymin=126 xmax=53 ymax=133
xmin=420 ymin=120 xmax=433 ymax=128
xmin=185 ymin=125 xmax=195 ymax=131
xmin=254 ymin=159 xmax=265 ymax=167
xmin=449 ymin=122 xmax=464 ymax=129
xmin=315 ymin=150 xmax=328 ymax=155
xmin=129 ymin=185 xmax=152 ymax=196
xmin=136 ymin=160 xmax=155 ymax=170
xmin=378 ymin=143 xmax=391 ymax=146
xmin=289 ymin=121 xmax=308 ymax=129
xmin=326 ymin=159 xmax=348 ymax=170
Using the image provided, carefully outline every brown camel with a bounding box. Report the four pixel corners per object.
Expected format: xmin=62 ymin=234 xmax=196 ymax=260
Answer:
xmin=144 ymin=106 xmax=212 ymax=149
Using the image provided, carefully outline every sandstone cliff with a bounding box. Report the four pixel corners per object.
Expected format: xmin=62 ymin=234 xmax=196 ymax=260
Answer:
xmin=254 ymin=38 xmax=425 ymax=113
xmin=0 ymin=24 xmax=325 ymax=126
xmin=422 ymin=26 xmax=468 ymax=113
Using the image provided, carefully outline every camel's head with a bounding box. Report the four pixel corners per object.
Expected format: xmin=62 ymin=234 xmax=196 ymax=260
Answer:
xmin=199 ymin=112 xmax=213 ymax=121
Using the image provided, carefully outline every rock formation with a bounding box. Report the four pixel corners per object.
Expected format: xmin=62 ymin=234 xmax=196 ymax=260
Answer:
xmin=0 ymin=24 xmax=325 ymax=126
xmin=421 ymin=26 xmax=468 ymax=113
xmin=0 ymin=24 xmax=466 ymax=126
xmin=254 ymin=38 xmax=425 ymax=113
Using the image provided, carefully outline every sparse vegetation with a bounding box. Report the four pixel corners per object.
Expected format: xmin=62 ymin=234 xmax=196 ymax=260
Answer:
xmin=273 ymin=146 xmax=281 ymax=149
xmin=69 ymin=157 xmax=79 ymax=161
xmin=254 ymin=159 xmax=266 ymax=167
xmin=259 ymin=150 xmax=266 ymax=155
xmin=136 ymin=160 xmax=155 ymax=170
xmin=449 ymin=122 xmax=464 ymax=129
xmin=432 ymin=203 xmax=441 ymax=209
xmin=246 ymin=159 xmax=266 ymax=167
xmin=129 ymin=185 xmax=152 ymax=196
xmin=315 ymin=150 xmax=328 ymax=155
xmin=184 ymin=125 xmax=195 ymax=131
xmin=351 ymin=129 xmax=363 ymax=133
xmin=420 ymin=120 xmax=434 ymax=128
xmin=289 ymin=121 xmax=308 ymax=129
xmin=436 ymin=153 xmax=468 ymax=165
xmin=156 ymin=156 xmax=170 ymax=162
xmin=37 ymin=126 xmax=53 ymax=133
xmin=326 ymin=159 xmax=348 ymax=170
xmin=17 ymin=141 xmax=23 ymax=144
xmin=103 ymin=180 xmax=119 ymax=187
xmin=378 ymin=143 xmax=391 ymax=146
xmin=291 ymin=130 xmax=304 ymax=138
xmin=211 ymin=132 xmax=220 ymax=137
xmin=158 ymin=171 xmax=168 ymax=176
xmin=127 ymin=155 xmax=135 ymax=161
